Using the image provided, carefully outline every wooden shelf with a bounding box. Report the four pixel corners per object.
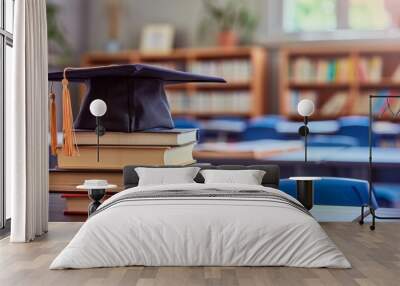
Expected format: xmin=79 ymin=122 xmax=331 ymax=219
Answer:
xmin=288 ymin=82 xmax=351 ymax=89
xmin=82 ymin=47 xmax=267 ymax=118
xmin=172 ymin=111 xmax=251 ymax=117
xmin=359 ymin=81 xmax=400 ymax=88
xmin=288 ymin=114 xmax=400 ymax=122
xmin=279 ymin=44 xmax=400 ymax=120
xmin=166 ymin=81 xmax=250 ymax=91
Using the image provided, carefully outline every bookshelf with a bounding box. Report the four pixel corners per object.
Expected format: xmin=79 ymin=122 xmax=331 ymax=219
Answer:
xmin=82 ymin=47 xmax=267 ymax=118
xmin=279 ymin=44 xmax=400 ymax=121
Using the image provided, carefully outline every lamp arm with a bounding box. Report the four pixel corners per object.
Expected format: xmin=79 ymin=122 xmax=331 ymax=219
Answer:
xmin=96 ymin=117 xmax=100 ymax=162
xmin=304 ymin=116 xmax=308 ymax=162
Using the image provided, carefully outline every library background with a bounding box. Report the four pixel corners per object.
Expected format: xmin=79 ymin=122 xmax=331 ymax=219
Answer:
xmin=9 ymin=0 xmax=400 ymax=219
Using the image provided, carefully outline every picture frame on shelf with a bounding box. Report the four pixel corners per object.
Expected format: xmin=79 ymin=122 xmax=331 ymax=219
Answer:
xmin=140 ymin=24 xmax=175 ymax=54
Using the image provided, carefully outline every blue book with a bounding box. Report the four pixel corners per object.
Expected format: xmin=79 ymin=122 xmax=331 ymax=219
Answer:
xmin=372 ymin=90 xmax=389 ymax=115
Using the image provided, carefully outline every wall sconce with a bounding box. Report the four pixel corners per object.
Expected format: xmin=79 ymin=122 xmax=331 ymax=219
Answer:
xmin=89 ymin=99 xmax=107 ymax=162
xmin=297 ymin=99 xmax=315 ymax=162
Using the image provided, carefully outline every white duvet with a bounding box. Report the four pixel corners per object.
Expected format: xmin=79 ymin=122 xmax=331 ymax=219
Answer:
xmin=50 ymin=183 xmax=351 ymax=269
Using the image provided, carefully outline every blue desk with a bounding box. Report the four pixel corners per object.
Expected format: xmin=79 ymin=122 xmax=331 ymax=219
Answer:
xmin=268 ymin=147 xmax=400 ymax=166
xmin=266 ymin=147 xmax=347 ymax=162
xmin=276 ymin=121 xmax=339 ymax=135
xmin=198 ymin=146 xmax=400 ymax=183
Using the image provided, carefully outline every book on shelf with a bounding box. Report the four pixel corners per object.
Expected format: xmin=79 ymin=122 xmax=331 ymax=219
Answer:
xmin=376 ymin=90 xmax=400 ymax=117
xmin=353 ymin=90 xmax=399 ymax=115
xmin=57 ymin=143 xmax=196 ymax=169
xmin=389 ymin=94 xmax=400 ymax=115
xmin=392 ymin=64 xmax=400 ymax=82
xmin=353 ymin=94 xmax=369 ymax=115
xmin=75 ymin=128 xmax=198 ymax=146
xmin=140 ymin=61 xmax=181 ymax=70
xmin=381 ymin=95 xmax=399 ymax=116
xmin=357 ymin=56 xmax=383 ymax=82
xmin=166 ymin=91 xmax=188 ymax=113
xmin=336 ymin=58 xmax=353 ymax=82
xmin=372 ymin=90 xmax=389 ymax=115
xmin=167 ymin=91 xmax=251 ymax=114
xmin=188 ymin=59 xmax=252 ymax=82
xmin=290 ymin=57 xmax=352 ymax=83
xmin=320 ymin=92 xmax=348 ymax=116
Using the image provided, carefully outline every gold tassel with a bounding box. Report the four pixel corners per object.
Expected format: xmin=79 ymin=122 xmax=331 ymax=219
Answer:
xmin=49 ymin=84 xmax=58 ymax=155
xmin=61 ymin=69 xmax=78 ymax=156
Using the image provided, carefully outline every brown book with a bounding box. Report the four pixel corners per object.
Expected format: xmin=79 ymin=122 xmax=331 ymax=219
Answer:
xmin=320 ymin=92 xmax=348 ymax=116
xmin=57 ymin=143 xmax=196 ymax=169
xmin=62 ymin=194 xmax=90 ymax=214
xmin=61 ymin=194 xmax=113 ymax=215
xmin=74 ymin=129 xmax=198 ymax=146
xmin=49 ymin=169 xmax=123 ymax=192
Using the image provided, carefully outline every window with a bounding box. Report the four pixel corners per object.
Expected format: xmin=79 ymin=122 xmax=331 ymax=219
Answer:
xmin=1 ymin=0 xmax=14 ymax=229
xmin=284 ymin=0 xmax=337 ymax=32
xmin=348 ymin=0 xmax=391 ymax=30
xmin=283 ymin=0 xmax=396 ymax=33
xmin=5 ymin=0 xmax=13 ymax=33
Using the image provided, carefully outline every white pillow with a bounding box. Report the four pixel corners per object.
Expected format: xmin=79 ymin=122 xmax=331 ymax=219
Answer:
xmin=135 ymin=167 xmax=200 ymax=186
xmin=200 ymin=169 xmax=266 ymax=185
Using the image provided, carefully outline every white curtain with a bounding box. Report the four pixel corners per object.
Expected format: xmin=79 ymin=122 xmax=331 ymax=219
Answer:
xmin=7 ymin=0 xmax=49 ymax=242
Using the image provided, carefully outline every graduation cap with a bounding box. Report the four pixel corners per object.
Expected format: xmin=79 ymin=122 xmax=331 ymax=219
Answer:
xmin=48 ymin=64 xmax=225 ymax=156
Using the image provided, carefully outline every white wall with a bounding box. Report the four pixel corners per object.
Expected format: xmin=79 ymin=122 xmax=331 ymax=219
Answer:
xmin=47 ymin=0 xmax=89 ymax=64
xmin=86 ymin=0 xmax=267 ymax=51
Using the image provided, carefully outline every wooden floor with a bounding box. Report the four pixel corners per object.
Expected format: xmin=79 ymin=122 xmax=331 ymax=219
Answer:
xmin=0 ymin=222 xmax=399 ymax=286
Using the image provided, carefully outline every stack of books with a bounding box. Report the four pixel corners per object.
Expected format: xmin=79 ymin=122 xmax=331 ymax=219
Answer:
xmin=50 ymin=128 xmax=198 ymax=214
xmin=290 ymin=57 xmax=354 ymax=83
xmin=188 ymin=59 xmax=252 ymax=82
xmin=167 ymin=91 xmax=251 ymax=114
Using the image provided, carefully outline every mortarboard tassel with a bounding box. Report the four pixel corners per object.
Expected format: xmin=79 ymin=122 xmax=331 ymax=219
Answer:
xmin=61 ymin=69 xmax=78 ymax=156
xmin=49 ymin=82 xmax=58 ymax=156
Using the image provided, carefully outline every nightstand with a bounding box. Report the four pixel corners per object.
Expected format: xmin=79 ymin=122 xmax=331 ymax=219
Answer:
xmin=77 ymin=180 xmax=117 ymax=215
xmin=289 ymin=177 xmax=321 ymax=210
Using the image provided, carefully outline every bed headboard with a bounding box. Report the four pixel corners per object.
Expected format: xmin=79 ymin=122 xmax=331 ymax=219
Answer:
xmin=123 ymin=164 xmax=280 ymax=189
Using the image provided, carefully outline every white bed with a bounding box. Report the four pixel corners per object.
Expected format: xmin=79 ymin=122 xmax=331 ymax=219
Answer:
xmin=50 ymin=182 xmax=350 ymax=269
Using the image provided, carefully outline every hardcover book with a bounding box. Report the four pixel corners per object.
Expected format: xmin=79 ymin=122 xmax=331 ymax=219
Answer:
xmin=57 ymin=143 xmax=196 ymax=169
xmin=74 ymin=128 xmax=198 ymax=146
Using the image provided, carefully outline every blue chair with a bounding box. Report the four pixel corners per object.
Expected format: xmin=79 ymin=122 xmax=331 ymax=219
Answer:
xmin=373 ymin=183 xmax=400 ymax=208
xmin=279 ymin=177 xmax=379 ymax=224
xmin=173 ymin=117 xmax=200 ymax=129
xmin=241 ymin=115 xmax=285 ymax=141
xmin=337 ymin=116 xmax=371 ymax=146
xmin=173 ymin=117 xmax=204 ymax=142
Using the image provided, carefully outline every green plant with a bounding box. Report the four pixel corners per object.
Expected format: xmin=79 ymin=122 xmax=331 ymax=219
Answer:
xmin=237 ymin=5 xmax=259 ymax=43
xmin=198 ymin=0 xmax=259 ymax=44
xmin=47 ymin=3 xmax=71 ymax=65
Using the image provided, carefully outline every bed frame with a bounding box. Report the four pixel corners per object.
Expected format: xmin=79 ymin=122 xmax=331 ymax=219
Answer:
xmin=123 ymin=164 xmax=280 ymax=189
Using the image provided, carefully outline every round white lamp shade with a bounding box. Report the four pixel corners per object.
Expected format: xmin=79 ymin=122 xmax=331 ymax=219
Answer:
xmin=89 ymin=99 xmax=107 ymax=117
xmin=297 ymin=99 xmax=315 ymax=117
